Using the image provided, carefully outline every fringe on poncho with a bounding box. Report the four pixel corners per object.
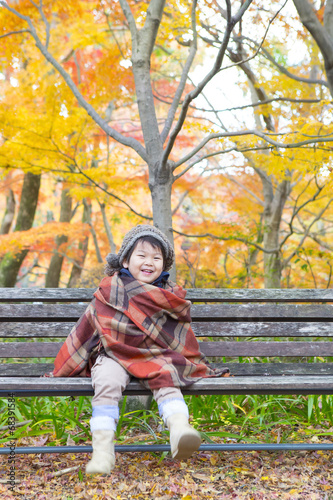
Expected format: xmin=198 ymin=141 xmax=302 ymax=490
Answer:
xmin=51 ymin=273 xmax=229 ymax=389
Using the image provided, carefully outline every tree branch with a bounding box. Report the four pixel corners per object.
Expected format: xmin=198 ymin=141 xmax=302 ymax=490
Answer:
xmin=141 ymin=0 xmax=167 ymax=57
xmin=284 ymin=197 xmax=333 ymax=266
xmin=161 ymin=0 xmax=253 ymax=169
xmin=0 ymin=1 xmax=148 ymax=162
xmin=172 ymin=228 xmax=279 ymax=253
xmin=160 ymin=0 xmax=198 ymax=144
xmin=241 ymin=34 xmax=329 ymax=88
xmin=173 ymin=129 xmax=333 ymax=173
xmin=118 ymin=0 xmax=138 ymax=43
xmin=293 ymin=0 xmax=333 ymax=94
xmin=0 ymin=29 xmax=30 ymax=39
xmin=224 ymin=174 xmax=265 ymax=207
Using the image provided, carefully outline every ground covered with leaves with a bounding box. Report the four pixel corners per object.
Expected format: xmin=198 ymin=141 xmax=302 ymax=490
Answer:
xmin=1 ymin=440 xmax=333 ymax=499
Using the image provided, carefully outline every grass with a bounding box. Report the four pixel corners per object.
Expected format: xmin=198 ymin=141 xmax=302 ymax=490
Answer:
xmin=2 ymin=391 xmax=333 ymax=448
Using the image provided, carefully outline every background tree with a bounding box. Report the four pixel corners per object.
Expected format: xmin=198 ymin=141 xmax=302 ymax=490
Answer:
xmin=1 ymin=0 xmax=333 ymax=288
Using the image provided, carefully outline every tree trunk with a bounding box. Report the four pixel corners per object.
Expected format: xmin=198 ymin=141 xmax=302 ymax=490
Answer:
xmin=261 ymin=178 xmax=290 ymax=288
xmin=149 ymin=166 xmax=175 ymax=279
xmin=293 ymin=0 xmax=333 ymax=96
xmin=232 ymin=40 xmax=291 ymax=289
xmin=0 ymin=189 xmax=15 ymax=235
xmin=0 ymin=172 xmax=41 ymax=287
xmin=67 ymin=202 xmax=89 ymax=288
xmin=45 ymin=187 xmax=72 ymax=288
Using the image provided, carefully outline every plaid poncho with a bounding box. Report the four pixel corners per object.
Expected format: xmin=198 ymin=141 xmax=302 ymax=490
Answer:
xmin=52 ymin=273 xmax=229 ymax=389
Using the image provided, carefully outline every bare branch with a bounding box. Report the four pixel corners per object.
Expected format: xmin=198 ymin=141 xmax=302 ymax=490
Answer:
xmin=118 ymin=0 xmax=137 ymax=42
xmin=172 ymin=167 xmax=207 ymax=216
xmin=241 ymin=34 xmax=329 ymax=88
xmin=47 ymin=139 xmax=153 ymax=221
xmin=0 ymin=29 xmax=30 ymax=39
xmin=104 ymin=11 xmax=126 ymax=59
xmin=284 ymin=197 xmax=333 ymax=266
xmin=161 ymin=1 xmax=254 ymax=168
xmin=141 ymin=0 xmax=167 ymax=57
xmin=83 ymin=200 xmax=103 ymax=264
xmin=0 ymin=1 xmax=148 ymax=162
xmin=154 ymin=92 xmax=326 ymax=114
xmin=224 ymin=174 xmax=265 ymax=206
xmin=173 ymin=129 xmax=333 ymax=173
xmin=293 ymin=0 xmax=333 ymax=94
xmin=172 ymin=228 xmax=279 ymax=254
xmin=327 ymin=261 xmax=333 ymax=289
xmin=218 ymin=0 xmax=288 ymax=76
xmin=99 ymin=201 xmax=116 ymax=253
xmin=160 ymin=0 xmax=198 ymax=144
xmin=280 ymin=177 xmax=323 ymax=249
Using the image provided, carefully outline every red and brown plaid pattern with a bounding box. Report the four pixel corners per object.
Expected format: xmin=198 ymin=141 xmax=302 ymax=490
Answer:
xmin=52 ymin=274 xmax=229 ymax=388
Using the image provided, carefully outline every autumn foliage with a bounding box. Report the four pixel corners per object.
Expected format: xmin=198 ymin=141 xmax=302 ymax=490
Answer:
xmin=0 ymin=0 xmax=333 ymax=288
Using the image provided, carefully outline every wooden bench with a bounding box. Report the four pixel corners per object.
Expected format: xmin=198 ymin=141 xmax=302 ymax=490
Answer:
xmin=1 ymin=287 xmax=333 ymax=456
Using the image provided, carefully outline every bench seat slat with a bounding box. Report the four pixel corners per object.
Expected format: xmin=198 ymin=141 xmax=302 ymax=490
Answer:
xmin=2 ymin=322 xmax=333 ymax=338
xmin=2 ymin=341 xmax=333 ymax=358
xmin=1 ymin=288 xmax=333 ymax=303
xmin=2 ymin=362 xmax=333 ymax=377
xmin=3 ymin=376 xmax=333 ymax=397
xmin=1 ymin=303 xmax=333 ymax=321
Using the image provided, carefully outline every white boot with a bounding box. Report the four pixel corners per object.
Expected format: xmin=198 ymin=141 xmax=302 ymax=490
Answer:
xmin=167 ymin=413 xmax=201 ymax=460
xmin=85 ymin=430 xmax=115 ymax=475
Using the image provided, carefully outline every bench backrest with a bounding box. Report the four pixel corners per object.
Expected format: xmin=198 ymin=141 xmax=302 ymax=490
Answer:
xmin=1 ymin=288 xmax=333 ymax=377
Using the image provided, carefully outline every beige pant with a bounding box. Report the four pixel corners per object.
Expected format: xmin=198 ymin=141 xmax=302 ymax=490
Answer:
xmin=91 ymin=354 xmax=184 ymax=407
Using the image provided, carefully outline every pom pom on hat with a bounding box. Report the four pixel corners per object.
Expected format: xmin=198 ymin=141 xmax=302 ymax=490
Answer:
xmin=105 ymin=253 xmax=120 ymax=268
xmin=105 ymin=224 xmax=174 ymax=276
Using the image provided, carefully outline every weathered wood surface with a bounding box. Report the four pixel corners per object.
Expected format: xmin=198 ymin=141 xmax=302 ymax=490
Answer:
xmin=2 ymin=340 xmax=333 ymax=358
xmin=2 ymin=375 xmax=333 ymax=396
xmin=0 ymin=363 xmax=54 ymax=376
xmin=1 ymin=288 xmax=333 ymax=302
xmin=2 ymin=362 xmax=333 ymax=377
xmin=193 ymin=322 xmax=333 ymax=337
xmin=1 ymin=303 xmax=333 ymax=321
xmin=0 ymin=322 xmax=75 ymax=338
xmin=2 ymin=321 xmax=333 ymax=338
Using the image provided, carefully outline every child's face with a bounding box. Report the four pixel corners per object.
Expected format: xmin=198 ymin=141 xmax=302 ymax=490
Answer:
xmin=123 ymin=240 xmax=164 ymax=284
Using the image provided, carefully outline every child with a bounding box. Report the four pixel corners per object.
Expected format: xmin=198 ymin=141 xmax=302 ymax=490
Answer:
xmin=50 ymin=224 xmax=229 ymax=475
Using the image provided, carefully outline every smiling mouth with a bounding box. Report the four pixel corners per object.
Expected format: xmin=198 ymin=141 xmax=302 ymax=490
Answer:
xmin=141 ymin=269 xmax=153 ymax=273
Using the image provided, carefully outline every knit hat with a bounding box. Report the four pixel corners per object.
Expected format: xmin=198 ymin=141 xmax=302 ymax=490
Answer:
xmin=105 ymin=224 xmax=175 ymax=275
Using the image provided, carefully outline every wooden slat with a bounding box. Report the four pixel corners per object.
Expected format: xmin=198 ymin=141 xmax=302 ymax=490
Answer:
xmin=0 ymin=304 xmax=87 ymax=321
xmin=188 ymin=289 xmax=333 ymax=303
xmin=3 ymin=362 xmax=333 ymax=378
xmin=0 ymin=363 xmax=54 ymax=376
xmin=193 ymin=322 xmax=333 ymax=337
xmin=1 ymin=303 xmax=333 ymax=321
xmin=2 ymin=321 xmax=333 ymax=338
xmin=210 ymin=363 xmax=333 ymax=376
xmin=3 ymin=340 xmax=333 ymax=358
xmin=1 ymin=288 xmax=333 ymax=302
xmin=0 ymin=288 xmax=96 ymax=303
xmin=190 ymin=304 xmax=333 ymax=321
xmin=0 ymin=342 xmax=62 ymax=357
xmin=3 ymin=375 xmax=333 ymax=396
xmin=201 ymin=341 xmax=333 ymax=357
xmin=0 ymin=322 xmax=76 ymax=338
